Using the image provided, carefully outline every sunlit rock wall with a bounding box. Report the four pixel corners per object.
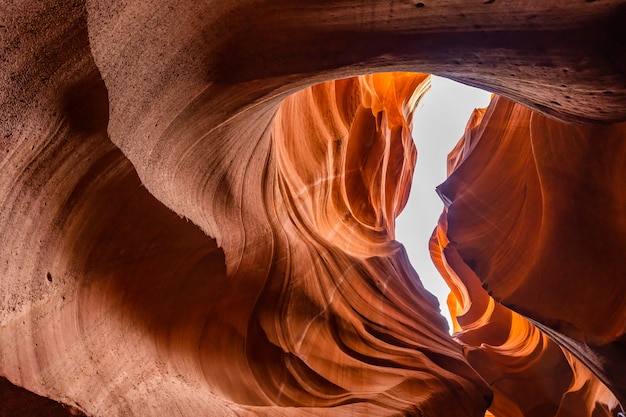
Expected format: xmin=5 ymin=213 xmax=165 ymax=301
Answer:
xmin=1 ymin=0 xmax=625 ymax=416
xmin=433 ymin=96 xmax=626 ymax=416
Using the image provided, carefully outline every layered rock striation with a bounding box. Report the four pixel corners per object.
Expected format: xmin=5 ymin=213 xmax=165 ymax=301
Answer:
xmin=1 ymin=1 xmax=625 ymax=416
xmin=431 ymin=97 xmax=625 ymax=417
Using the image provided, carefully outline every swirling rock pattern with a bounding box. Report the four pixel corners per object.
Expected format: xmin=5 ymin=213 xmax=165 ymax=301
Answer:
xmin=1 ymin=0 xmax=625 ymax=416
xmin=434 ymin=96 xmax=626 ymax=415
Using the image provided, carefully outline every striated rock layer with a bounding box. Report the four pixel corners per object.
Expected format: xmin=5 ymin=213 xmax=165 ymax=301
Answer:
xmin=1 ymin=0 xmax=625 ymax=416
xmin=433 ymin=96 xmax=626 ymax=416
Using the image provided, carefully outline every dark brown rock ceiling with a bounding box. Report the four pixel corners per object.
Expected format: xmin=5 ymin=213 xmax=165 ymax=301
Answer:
xmin=0 ymin=1 xmax=625 ymax=416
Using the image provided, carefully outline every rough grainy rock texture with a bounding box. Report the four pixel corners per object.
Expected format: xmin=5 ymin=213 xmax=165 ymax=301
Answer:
xmin=0 ymin=1 xmax=625 ymax=416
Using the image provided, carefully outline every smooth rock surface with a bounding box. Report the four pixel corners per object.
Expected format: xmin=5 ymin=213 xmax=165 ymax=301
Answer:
xmin=1 ymin=1 xmax=625 ymax=416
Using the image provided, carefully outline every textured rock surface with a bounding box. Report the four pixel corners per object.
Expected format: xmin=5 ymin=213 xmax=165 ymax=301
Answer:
xmin=434 ymin=96 xmax=626 ymax=415
xmin=1 ymin=0 xmax=625 ymax=416
xmin=439 ymin=98 xmax=626 ymax=347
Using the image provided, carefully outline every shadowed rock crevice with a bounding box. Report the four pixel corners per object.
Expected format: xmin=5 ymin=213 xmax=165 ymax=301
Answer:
xmin=0 ymin=377 xmax=86 ymax=417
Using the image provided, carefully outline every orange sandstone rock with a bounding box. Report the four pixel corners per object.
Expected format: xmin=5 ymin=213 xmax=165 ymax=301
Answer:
xmin=1 ymin=0 xmax=626 ymax=416
xmin=435 ymin=96 xmax=626 ymax=415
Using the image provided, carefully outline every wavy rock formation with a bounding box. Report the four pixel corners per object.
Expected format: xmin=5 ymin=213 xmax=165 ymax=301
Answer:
xmin=1 ymin=1 xmax=625 ymax=416
xmin=434 ymin=96 xmax=626 ymax=415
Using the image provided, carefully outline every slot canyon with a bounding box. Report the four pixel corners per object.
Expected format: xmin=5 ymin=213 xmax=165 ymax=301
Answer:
xmin=0 ymin=1 xmax=625 ymax=416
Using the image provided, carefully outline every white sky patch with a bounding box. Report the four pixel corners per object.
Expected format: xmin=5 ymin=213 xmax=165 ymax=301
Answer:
xmin=396 ymin=75 xmax=491 ymax=332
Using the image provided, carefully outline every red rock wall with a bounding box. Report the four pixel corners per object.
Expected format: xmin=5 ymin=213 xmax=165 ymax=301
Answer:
xmin=1 ymin=1 xmax=626 ymax=416
xmin=434 ymin=96 xmax=626 ymax=415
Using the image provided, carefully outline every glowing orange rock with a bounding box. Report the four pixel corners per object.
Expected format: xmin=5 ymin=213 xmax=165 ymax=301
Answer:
xmin=1 ymin=0 xmax=626 ymax=415
xmin=435 ymin=96 xmax=626 ymax=414
xmin=270 ymin=73 xmax=491 ymax=414
xmin=0 ymin=66 xmax=492 ymax=415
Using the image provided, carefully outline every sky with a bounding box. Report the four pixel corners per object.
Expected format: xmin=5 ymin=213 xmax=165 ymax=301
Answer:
xmin=395 ymin=76 xmax=491 ymax=332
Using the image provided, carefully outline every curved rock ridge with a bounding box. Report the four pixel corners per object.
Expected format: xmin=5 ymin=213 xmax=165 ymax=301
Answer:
xmin=433 ymin=96 xmax=626 ymax=415
xmin=267 ymin=73 xmax=492 ymax=415
xmin=274 ymin=73 xmax=430 ymax=257
xmin=2 ymin=0 xmax=626 ymax=416
xmin=431 ymin=209 xmax=620 ymax=417
xmin=0 ymin=37 xmax=491 ymax=414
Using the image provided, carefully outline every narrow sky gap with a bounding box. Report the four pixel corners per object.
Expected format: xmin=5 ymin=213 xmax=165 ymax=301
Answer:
xmin=396 ymin=76 xmax=491 ymax=332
